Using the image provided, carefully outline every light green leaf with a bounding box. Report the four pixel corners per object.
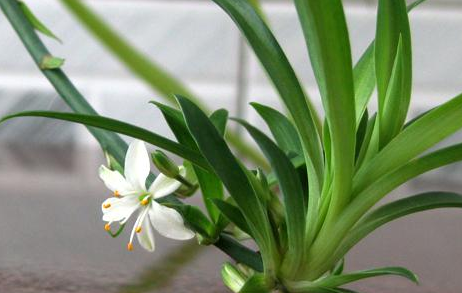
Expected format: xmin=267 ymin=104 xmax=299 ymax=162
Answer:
xmin=294 ymin=0 xmax=356 ymax=242
xmin=314 ymin=266 xmax=418 ymax=288
xmin=18 ymin=0 xmax=61 ymax=42
xmin=341 ymin=192 xmax=462 ymax=262
xmin=353 ymin=43 xmax=375 ymax=126
xmin=176 ymin=95 xmax=279 ymax=274
xmin=0 ymin=111 xmax=210 ymax=171
xmin=39 ymin=54 xmax=65 ymax=70
xmin=375 ymin=0 xmax=412 ymax=147
xmin=234 ymin=118 xmax=306 ymax=274
xmin=354 ymin=92 xmax=462 ymax=194
xmin=239 ymin=273 xmax=271 ymax=293
xmin=251 ymin=102 xmax=303 ymax=157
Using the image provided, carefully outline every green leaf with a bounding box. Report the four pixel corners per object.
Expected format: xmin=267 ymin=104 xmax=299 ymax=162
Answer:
xmin=355 ymin=110 xmax=369 ymax=161
xmin=250 ymin=102 xmax=303 ymax=157
xmin=341 ymin=192 xmax=462 ymax=260
xmin=213 ymin=199 xmax=252 ymax=237
xmin=239 ymin=274 xmax=271 ymax=293
xmin=294 ymin=0 xmax=356 ymax=220
xmin=331 ymin=259 xmax=345 ymax=276
xmin=354 ymin=92 xmax=462 ymax=194
xmin=152 ymin=101 xmax=225 ymax=224
xmin=375 ymin=0 xmax=412 ymax=147
xmin=215 ymin=234 xmax=263 ymax=272
xmin=0 ymin=111 xmax=211 ymax=171
xmin=18 ymin=0 xmax=61 ymax=42
xmin=353 ymin=43 xmax=375 ymax=126
xmin=234 ymin=118 xmax=306 ymax=274
xmin=313 ymin=267 xmax=418 ymax=288
xmin=176 ymin=95 xmax=279 ymax=274
xmin=355 ymin=114 xmax=377 ymax=170
xmin=40 ymin=55 xmax=65 ymax=70
xmin=210 ymin=109 xmax=229 ymax=137
xmin=407 ymin=0 xmax=428 ymax=12
xmin=169 ymin=204 xmax=215 ymax=240
xmin=212 ymin=0 xmax=324 ymax=207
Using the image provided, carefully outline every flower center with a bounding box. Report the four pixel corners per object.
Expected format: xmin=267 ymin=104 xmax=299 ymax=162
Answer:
xmin=138 ymin=193 xmax=152 ymax=206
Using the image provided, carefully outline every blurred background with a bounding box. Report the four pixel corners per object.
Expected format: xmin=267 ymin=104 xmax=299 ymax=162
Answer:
xmin=0 ymin=0 xmax=462 ymax=292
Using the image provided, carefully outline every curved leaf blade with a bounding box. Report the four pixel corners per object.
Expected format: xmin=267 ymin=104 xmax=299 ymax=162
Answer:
xmin=0 ymin=111 xmax=210 ymax=171
xmin=176 ymin=95 xmax=279 ymax=274
xmin=212 ymin=0 xmax=324 ymax=204
xmin=234 ymin=118 xmax=306 ymax=273
xmin=250 ymin=102 xmax=303 ymax=157
xmin=340 ymin=192 xmax=462 ymax=261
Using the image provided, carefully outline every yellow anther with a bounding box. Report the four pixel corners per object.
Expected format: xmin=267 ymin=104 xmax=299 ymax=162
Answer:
xmin=104 ymin=223 xmax=111 ymax=231
xmin=141 ymin=199 xmax=149 ymax=206
xmin=114 ymin=190 xmax=120 ymax=197
xmin=136 ymin=226 xmax=142 ymax=233
xmin=103 ymin=203 xmax=111 ymax=209
xmin=127 ymin=242 xmax=134 ymax=251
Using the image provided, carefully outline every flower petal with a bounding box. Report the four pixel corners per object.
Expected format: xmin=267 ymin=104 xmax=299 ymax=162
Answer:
xmin=149 ymin=166 xmax=186 ymax=199
xmin=99 ymin=165 xmax=134 ymax=195
xmin=102 ymin=196 xmax=139 ymax=223
xmin=149 ymin=201 xmax=195 ymax=240
xmin=124 ymin=140 xmax=150 ymax=191
xmin=136 ymin=215 xmax=156 ymax=252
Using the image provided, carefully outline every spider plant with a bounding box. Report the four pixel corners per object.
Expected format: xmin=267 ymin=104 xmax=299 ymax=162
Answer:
xmin=2 ymin=0 xmax=462 ymax=292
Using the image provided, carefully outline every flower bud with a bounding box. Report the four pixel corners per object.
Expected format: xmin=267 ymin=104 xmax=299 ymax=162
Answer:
xmin=151 ymin=150 xmax=180 ymax=178
xmin=221 ymin=262 xmax=246 ymax=293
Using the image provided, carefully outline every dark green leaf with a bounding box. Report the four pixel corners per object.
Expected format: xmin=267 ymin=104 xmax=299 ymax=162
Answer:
xmin=210 ymin=108 xmax=229 ymax=137
xmin=176 ymin=95 xmax=279 ymax=273
xmin=250 ymin=102 xmax=303 ymax=156
xmin=234 ymin=118 xmax=306 ymax=273
xmin=215 ymin=234 xmax=263 ymax=272
xmin=213 ymin=199 xmax=252 ymax=237
xmin=0 ymin=111 xmax=211 ymax=171
xmin=212 ymin=0 xmax=324 ymax=207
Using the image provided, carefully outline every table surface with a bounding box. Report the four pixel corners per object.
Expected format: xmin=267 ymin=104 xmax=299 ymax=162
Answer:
xmin=1 ymin=147 xmax=461 ymax=293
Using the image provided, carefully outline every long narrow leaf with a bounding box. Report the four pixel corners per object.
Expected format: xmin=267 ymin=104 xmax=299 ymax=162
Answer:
xmin=354 ymin=92 xmax=462 ymax=194
xmin=293 ymin=0 xmax=356 ymax=241
xmin=234 ymin=118 xmax=306 ymax=274
xmin=212 ymin=0 xmax=324 ymax=205
xmin=251 ymin=102 xmax=303 ymax=157
xmin=375 ymin=0 xmax=412 ymax=147
xmin=176 ymin=95 xmax=279 ymax=274
xmin=339 ymin=192 xmax=462 ymax=261
xmin=0 ymin=111 xmax=211 ymax=171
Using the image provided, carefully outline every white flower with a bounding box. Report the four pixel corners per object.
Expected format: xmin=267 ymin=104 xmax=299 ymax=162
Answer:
xmin=99 ymin=140 xmax=195 ymax=252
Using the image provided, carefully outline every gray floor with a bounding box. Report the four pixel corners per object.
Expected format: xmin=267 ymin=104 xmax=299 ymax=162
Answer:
xmin=0 ymin=146 xmax=461 ymax=292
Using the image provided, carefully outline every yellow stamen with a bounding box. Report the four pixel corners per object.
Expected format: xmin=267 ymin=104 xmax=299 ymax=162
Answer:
xmin=103 ymin=203 xmax=111 ymax=209
xmin=141 ymin=199 xmax=149 ymax=206
xmin=127 ymin=242 xmax=134 ymax=251
xmin=104 ymin=223 xmax=111 ymax=231
xmin=136 ymin=226 xmax=142 ymax=233
xmin=114 ymin=190 xmax=120 ymax=197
